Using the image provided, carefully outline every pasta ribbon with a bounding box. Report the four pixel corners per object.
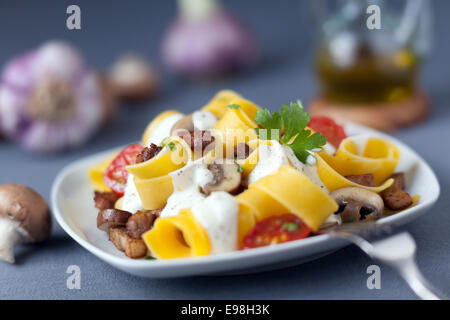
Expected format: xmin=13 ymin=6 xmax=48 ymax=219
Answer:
xmin=202 ymin=89 xmax=243 ymax=118
xmin=236 ymin=165 xmax=338 ymax=232
xmin=126 ymin=137 xmax=192 ymax=180
xmin=134 ymin=175 xmax=174 ymax=210
xmin=214 ymin=101 xmax=260 ymax=149
xmin=327 ymin=137 xmax=400 ymax=185
xmin=88 ymin=152 xmax=118 ymax=191
xmin=143 ymin=209 xmax=211 ymax=259
xmin=316 ymin=155 xmax=394 ymax=193
xmin=129 ymin=137 xmax=193 ymax=210
xmin=141 ymin=110 xmax=181 ymax=146
xmin=316 ymin=136 xmax=399 ymax=192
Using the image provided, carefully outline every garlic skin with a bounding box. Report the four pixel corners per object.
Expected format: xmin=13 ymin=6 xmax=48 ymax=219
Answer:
xmin=0 ymin=41 xmax=104 ymax=153
xmin=161 ymin=0 xmax=258 ymax=77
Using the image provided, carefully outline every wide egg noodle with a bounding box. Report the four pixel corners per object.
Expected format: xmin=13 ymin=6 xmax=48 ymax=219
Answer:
xmin=143 ymin=209 xmax=211 ymax=259
xmin=316 ymin=136 xmax=399 ymax=192
xmin=201 ymin=89 xmax=243 ymax=118
xmin=236 ymin=165 xmax=338 ymax=233
xmin=128 ymin=137 xmax=193 ymax=210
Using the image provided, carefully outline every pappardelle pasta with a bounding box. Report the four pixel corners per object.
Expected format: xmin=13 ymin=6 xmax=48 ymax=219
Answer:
xmin=90 ymin=90 xmax=418 ymax=259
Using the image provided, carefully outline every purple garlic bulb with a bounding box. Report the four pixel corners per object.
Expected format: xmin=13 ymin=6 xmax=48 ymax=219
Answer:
xmin=0 ymin=41 xmax=104 ymax=153
xmin=161 ymin=0 xmax=258 ymax=77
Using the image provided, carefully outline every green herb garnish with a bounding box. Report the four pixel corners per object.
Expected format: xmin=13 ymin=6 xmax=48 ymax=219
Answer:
xmin=237 ymin=166 xmax=243 ymax=173
xmin=167 ymin=142 xmax=176 ymax=151
xmin=281 ymin=222 xmax=299 ymax=231
xmin=227 ymin=103 xmax=240 ymax=109
xmin=145 ymin=256 xmax=156 ymax=260
xmin=254 ymin=100 xmax=327 ymax=163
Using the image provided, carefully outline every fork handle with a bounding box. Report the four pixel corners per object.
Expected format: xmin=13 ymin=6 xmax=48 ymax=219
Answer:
xmin=390 ymin=258 xmax=445 ymax=300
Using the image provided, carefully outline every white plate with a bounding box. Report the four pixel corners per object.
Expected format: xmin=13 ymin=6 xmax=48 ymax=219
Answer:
xmin=51 ymin=123 xmax=440 ymax=278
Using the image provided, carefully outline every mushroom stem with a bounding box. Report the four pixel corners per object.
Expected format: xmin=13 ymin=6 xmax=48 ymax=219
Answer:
xmin=0 ymin=218 xmax=21 ymax=263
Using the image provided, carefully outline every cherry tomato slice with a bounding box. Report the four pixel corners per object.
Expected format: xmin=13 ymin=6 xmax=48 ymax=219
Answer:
xmin=242 ymin=214 xmax=311 ymax=249
xmin=103 ymin=144 xmax=143 ymax=196
xmin=308 ymin=116 xmax=347 ymax=149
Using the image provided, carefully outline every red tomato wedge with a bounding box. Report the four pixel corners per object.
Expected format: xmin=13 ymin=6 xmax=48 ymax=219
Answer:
xmin=103 ymin=144 xmax=143 ymax=196
xmin=308 ymin=116 xmax=347 ymax=149
xmin=242 ymin=214 xmax=311 ymax=249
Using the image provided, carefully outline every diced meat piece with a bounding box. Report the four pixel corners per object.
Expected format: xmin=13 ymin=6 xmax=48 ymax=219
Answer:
xmin=234 ymin=143 xmax=253 ymax=160
xmin=94 ymin=191 xmax=120 ymax=210
xmin=124 ymin=238 xmax=148 ymax=259
xmin=136 ymin=143 xmax=162 ymax=163
xmin=381 ymin=172 xmax=412 ymax=210
xmin=383 ymin=188 xmax=413 ymax=210
xmin=179 ymin=130 xmax=215 ymax=152
xmin=109 ymin=227 xmax=148 ymax=259
xmin=345 ymin=174 xmax=375 ymax=187
xmin=109 ymin=227 xmax=128 ymax=251
xmin=126 ymin=210 xmax=158 ymax=239
xmin=391 ymin=172 xmax=406 ymax=190
xmin=97 ymin=209 xmax=132 ymax=231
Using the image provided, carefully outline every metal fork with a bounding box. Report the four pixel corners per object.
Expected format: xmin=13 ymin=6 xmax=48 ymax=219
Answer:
xmin=321 ymin=222 xmax=447 ymax=300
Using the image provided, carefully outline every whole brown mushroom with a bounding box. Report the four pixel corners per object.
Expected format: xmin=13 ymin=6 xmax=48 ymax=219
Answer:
xmin=0 ymin=184 xmax=51 ymax=263
xmin=108 ymin=53 xmax=160 ymax=102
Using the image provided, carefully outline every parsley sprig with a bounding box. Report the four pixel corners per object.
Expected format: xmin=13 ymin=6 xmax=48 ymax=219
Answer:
xmin=254 ymin=101 xmax=327 ymax=164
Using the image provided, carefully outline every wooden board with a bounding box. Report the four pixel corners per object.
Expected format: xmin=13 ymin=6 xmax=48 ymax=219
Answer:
xmin=308 ymin=90 xmax=430 ymax=131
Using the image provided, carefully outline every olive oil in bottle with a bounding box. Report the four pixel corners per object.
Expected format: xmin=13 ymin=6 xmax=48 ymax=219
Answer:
xmin=316 ymin=42 xmax=419 ymax=104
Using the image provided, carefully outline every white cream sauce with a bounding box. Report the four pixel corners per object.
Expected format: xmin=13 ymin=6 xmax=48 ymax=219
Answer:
xmin=191 ymin=192 xmax=238 ymax=254
xmin=147 ymin=113 xmax=184 ymax=147
xmin=323 ymin=142 xmax=337 ymax=155
xmin=246 ymin=140 xmax=328 ymax=192
xmin=159 ymin=159 xmax=238 ymax=254
xmin=192 ymin=110 xmax=217 ymax=130
xmin=160 ymin=159 xmax=213 ymax=218
xmin=247 ymin=141 xmax=289 ymax=185
xmin=121 ymin=173 xmax=143 ymax=213
xmin=283 ymin=146 xmax=328 ymax=192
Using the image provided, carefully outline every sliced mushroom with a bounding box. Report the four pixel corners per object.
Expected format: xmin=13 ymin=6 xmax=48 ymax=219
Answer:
xmin=97 ymin=209 xmax=132 ymax=231
xmin=170 ymin=113 xmax=194 ymax=136
xmin=202 ymin=159 xmax=242 ymax=195
xmin=331 ymin=187 xmax=384 ymax=223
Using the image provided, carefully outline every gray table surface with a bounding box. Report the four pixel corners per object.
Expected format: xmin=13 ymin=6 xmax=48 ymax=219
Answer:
xmin=0 ymin=0 xmax=449 ymax=300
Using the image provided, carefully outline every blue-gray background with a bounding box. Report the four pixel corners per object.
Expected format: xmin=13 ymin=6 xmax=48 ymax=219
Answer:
xmin=0 ymin=0 xmax=449 ymax=299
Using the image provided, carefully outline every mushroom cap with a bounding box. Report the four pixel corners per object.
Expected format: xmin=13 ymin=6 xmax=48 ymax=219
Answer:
xmin=0 ymin=184 xmax=51 ymax=242
xmin=331 ymin=187 xmax=384 ymax=222
xmin=170 ymin=113 xmax=194 ymax=136
xmin=108 ymin=54 xmax=159 ymax=101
